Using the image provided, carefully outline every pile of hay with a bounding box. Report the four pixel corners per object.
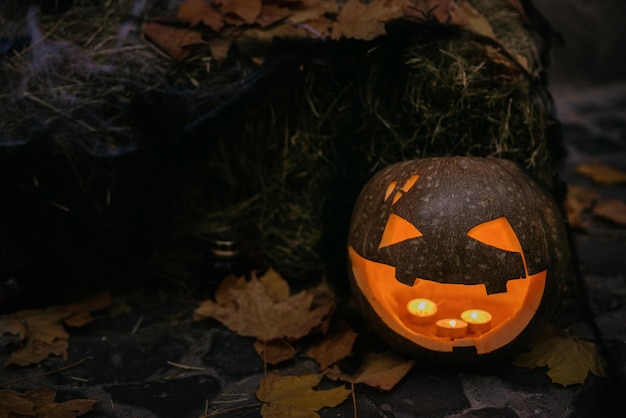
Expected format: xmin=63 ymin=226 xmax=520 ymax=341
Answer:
xmin=0 ymin=0 xmax=560 ymax=290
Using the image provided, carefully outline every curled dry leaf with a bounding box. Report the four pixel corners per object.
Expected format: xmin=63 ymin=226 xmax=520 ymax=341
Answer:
xmin=256 ymin=371 xmax=351 ymax=418
xmin=593 ymin=199 xmax=626 ymax=226
xmin=326 ymin=350 xmax=416 ymax=391
xmin=0 ymin=388 xmax=96 ymax=418
xmin=513 ymin=326 xmax=607 ymax=386
xmin=576 ymin=162 xmax=626 ymax=185
xmin=194 ymin=269 xmax=335 ymax=342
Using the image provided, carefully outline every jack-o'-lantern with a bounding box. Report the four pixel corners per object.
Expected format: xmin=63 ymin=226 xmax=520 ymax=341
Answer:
xmin=347 ymin=157 xmax=569 ymax=362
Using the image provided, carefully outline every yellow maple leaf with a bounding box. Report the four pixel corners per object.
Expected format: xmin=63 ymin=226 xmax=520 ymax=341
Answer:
xmin=194 ymin=269 xmax=334 ymax=342
xmin=513 ymin=327 xmax=607 ymax=386
xmin=256 ymin=371 xmax=350 ymax=418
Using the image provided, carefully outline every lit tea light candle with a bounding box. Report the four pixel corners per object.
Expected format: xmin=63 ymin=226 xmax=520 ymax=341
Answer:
xmin=436 ymin=318 xmax=468 ymax=338
xmin=461 ymin=309 xmax=493 ymax=334
xmin=406 ymin=298 xmax=437 ymax=324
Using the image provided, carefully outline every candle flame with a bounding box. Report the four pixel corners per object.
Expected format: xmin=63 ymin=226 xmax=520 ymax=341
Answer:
xmin=417 ymin=301 xmax=427 ymax=311
xmin=470 ymin=311 xmax=479 ymax=320
xmin=449 ymin=320 xmax=457 ymax=328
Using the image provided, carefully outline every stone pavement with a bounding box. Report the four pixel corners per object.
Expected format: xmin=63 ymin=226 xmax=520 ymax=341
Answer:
xmin=1 ymin=81 xmax=625 ymax=418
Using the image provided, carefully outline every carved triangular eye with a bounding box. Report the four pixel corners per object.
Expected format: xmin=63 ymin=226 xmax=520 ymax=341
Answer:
xmin=379 ymin=213 xmax=423 ymax=248
xmin=467 ymin=217 xmax=522 ymax=253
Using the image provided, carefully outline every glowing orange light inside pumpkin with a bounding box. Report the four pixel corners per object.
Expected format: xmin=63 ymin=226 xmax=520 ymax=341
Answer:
xmin=461 ymin=309 xmax=492 ymax=334
xmin=407 ymin=298 xmax=437 ymax=324
xmin=349 ymin=246 xmax=547 ymax=354
xmin=436 ymin=318 xmax=468 ymax=338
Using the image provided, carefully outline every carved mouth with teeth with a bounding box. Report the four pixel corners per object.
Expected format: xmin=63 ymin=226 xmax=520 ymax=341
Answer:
xmin=349 ymin=246 xmax=547 ymax=354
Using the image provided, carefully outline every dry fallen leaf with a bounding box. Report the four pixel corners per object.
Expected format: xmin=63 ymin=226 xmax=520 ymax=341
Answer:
xmin=254 ymin=339 xmax=301 ymax=365
xmin=146 ymin=0 xmax=515 ymax=65
xmin=331 ymin=0 xmax=402 ymax=40
xmin=207 ymin=37 xmax=234 ymax=64
xmin=194 ymin=269 xmax=335 ymax=342
xmin=0 ymin=388 xmax=96 ymax=418
xmin=305 ymin=321 xmax=358 ymax=370
xmin=565 ymin=184 xmax=599 ymax=229
xmin=593 ymin=199 xmax=626 ymax=226
xmin=63 ymin=292 xmax=113 ymax=328
xmin=327 ymin=350 xmax=416 ymax=391
xmin=513 ymin=326 xmax=607 ymax=386
xmin=459 ymin=0 xmax=495 ymax=39
xmin=288 ymin=0 xmax=339 ymax=25
xmin=0 ymin=293 xmax=112 ymax=367
xmin=5 ymin=339 xmax=70 ymax=368
xmin=143 ymin=21 xmax=207 ymax=61
xmin=255 ymin=4 xmax=293 ymax=28
xmin=576 ymin=162 xmax=626 ymax=185
xmin=256 ymin=371 xmax=351 ymax=418
xmin=0 ymin=389 xmax=34 ymax=416
xmin=178 ymin=0 xmax=225 ymax=31
xmin=218 ymin=0 xmax=263 ymax=25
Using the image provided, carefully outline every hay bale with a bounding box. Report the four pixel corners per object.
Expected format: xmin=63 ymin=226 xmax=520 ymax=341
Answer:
xmin=0 ymin=0 xmax=560 ymax=286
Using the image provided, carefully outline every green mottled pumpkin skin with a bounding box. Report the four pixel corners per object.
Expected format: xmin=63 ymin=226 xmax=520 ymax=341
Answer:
xmin=347 ymin=157 xmax=569 ymax=363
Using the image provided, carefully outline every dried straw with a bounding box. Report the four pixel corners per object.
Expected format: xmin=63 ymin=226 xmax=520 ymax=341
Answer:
xmin=0 ymin=0 xmax=558 ymax=281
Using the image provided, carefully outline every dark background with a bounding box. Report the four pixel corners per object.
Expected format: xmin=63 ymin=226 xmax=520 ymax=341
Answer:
xmin=537 ymin=0 xmax=626 ymax=85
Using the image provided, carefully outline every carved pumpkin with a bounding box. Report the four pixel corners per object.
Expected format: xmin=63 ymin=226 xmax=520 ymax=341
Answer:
xmin=347 ymin=157 xmax=569 ymax=362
